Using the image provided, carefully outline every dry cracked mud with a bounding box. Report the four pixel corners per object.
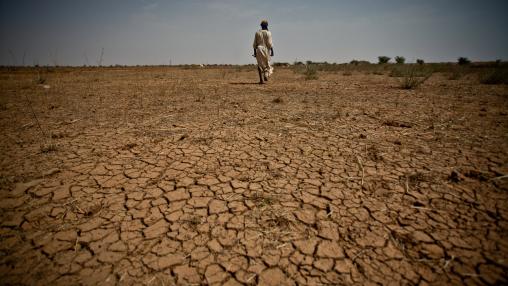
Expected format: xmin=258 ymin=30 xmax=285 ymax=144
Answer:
xmin=0 ymin=67 xmax=507 ymax=285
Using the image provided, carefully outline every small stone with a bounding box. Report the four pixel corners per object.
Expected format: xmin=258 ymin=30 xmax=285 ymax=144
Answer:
xmin=294 ymin=209 xmax=316 ymax=225
xmin=413 ymin=231 xmax=433 ymax=243
xmin=54 ymin=230 xmax=77 ymax=242
xmin=304 ymin=178 xmax=322 ymax=186
xmin=79 ymin=217 xmax=105 ymax=232
xmin=42 ymin=240 xmax=73 ymax=256
xmin=198 ymin=177 xmax=220 ymax=186
xmin=97 ymin=251 xmax=125 ymax=263
xmin=316 ymin=241 xmax=345 ymax=258
xmin=313 ymin=258 xmax=334 ymax=272
xmin=207 ymin=239 xmax=223 ymax=253
xmin=205 ymin=264 xmax=229 ymax=284
xmin=317 ymin=221 xmax=340 ymax=240
xmin=334 ymin=259 xmax=354 ymax=273
xmin=143 ymin=253 xmax=184 ymax=271
xmin=0 ymin=197 xmax=25 ymax=209
xmin=259 ymin=267 xmax=292 ymax=286
xmin=188 ymin=197 xmax=212 ymax=208
xmin=11 ymin=179 xmax=43 ymax=197
xmin=177 ymin=177 xmax=194 ymax=187
xmin=293 ymin=239 xmax=318 ymax=255
xmin=42 ymin=168 xmax=60 ymax=177
xmin=164 ymin=189 xmax=190 ymax=202
xmin=209 ymin=199 xmax=228 ymax=214
xmin=143 ymin=219 xmax=169 ymax=239
xmin=52 ymin=186 xmax=70 ymax=200
xmin=421 ymin=244 xmax=444 ymax=259
xmin=174 ymin=265 xmax=200 ymax=284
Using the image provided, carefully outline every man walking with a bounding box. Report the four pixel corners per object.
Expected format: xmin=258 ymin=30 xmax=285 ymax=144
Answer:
xmin=253 ymin=20 xmax=274 ymax=84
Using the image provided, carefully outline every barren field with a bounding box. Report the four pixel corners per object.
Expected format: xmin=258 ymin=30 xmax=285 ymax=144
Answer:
xmin=0 ymin=66 xmax=507 ymax=285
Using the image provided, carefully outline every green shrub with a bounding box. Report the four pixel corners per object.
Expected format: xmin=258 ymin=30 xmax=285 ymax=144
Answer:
xmin=458 ymin=57 xmax=471 ymax=65
xmin=416 ymin=59 xmax=425 ymax=65
xmin=395 ymin=56 xmax=405 ymax=64
xmin=378 ymin=56 xmax=391 ymax=64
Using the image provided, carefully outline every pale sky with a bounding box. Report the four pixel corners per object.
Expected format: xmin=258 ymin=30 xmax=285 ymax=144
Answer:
xmin=1 ymin=0 xmax=507 ymax=66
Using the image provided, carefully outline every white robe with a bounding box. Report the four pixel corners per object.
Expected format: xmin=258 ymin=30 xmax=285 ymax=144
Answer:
xmin=253 ymin=29 xmax=273 ymax=77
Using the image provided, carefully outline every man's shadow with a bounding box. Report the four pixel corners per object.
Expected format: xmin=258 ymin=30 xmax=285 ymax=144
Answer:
xmin=229 ymin=82 xmax=261 ymax=85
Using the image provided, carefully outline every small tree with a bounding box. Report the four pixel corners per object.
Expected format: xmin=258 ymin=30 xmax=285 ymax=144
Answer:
xmin=416 ymin=59 xmax=425 ymax=65
xmin=378 ymin=56 xmax=391 ymax=64
xmin=458 ymin=57 xmax=471 ymax=65
xmin=395 ymin=56 xmax=405 ymax=64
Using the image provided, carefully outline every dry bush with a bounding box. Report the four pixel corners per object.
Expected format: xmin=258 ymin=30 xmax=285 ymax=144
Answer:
xmin=40 ymin=143 xmax=57 ymax=153
xmin=304 ymin=65 xmax=318 ymax=80
xmin=398 ymin=66 xmax=432 ymax=89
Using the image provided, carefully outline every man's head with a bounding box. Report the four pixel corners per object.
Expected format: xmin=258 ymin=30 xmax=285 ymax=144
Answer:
xmin=260 ymin=20 xmax=268 ymax=29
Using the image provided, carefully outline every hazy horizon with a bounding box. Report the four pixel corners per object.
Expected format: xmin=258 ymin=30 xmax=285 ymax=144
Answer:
xmin=1 ymin=0 xmax=508 ymax=66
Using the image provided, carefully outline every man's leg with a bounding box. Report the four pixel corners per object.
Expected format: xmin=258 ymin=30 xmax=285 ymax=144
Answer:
xmin=258 ymin=66 xmax=264 ymax=84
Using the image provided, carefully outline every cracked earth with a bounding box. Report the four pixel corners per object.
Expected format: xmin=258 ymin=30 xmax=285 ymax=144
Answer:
xmin=0 ymin=67 xmax=507 ymax=285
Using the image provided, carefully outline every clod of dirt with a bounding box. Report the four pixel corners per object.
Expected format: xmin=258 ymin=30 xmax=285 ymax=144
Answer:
xmin=51 ymin=132 xmax=65 ymax=139
xmin=83 ymin=203 xmax=102 ymax=217
xmin=177 ymin=134 xmax=188 ymax=141
xmin=448 ymin=170 xmax=464 ymax=182
xmin=272 ymin=97 xmax=284 ymax=104
xmin=464 ymin=169 xmax=491 ymax=181
xmin=367 ymin=146 xmax=383 ymax=161
xmin=121 ymin=143 xmax=137 ymax=150
xmin=383 ymin=120 xmax=412 ymax=128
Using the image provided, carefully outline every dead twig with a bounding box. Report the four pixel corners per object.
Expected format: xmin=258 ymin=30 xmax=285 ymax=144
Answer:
xmin=246 ymin=274 xmax=257 ymax=282
xmin=490 ymin=174 xmax=508 ymax=181
xmin=356 ymin=156 xmax=364 ymax=186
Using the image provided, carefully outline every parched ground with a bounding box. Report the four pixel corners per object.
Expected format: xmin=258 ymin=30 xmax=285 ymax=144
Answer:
xmin=0 ymin=66 xmax=507 ymax=285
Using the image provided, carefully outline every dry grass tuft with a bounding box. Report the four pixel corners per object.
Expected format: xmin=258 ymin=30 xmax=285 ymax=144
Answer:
xmin=40 ymin=143 xmax=57 ymax=153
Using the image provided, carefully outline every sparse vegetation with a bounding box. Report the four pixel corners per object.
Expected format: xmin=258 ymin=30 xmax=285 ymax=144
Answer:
xmin=479 ymin=68 xmax=508 ymax=85
xmin=304 ymin=64 xmax=318 ymax=80
xmin=395 ymin=56 xmax=406 ymax=64
xmin=416 ymin=59 xmax=425 ymax=65
xmin=399 ymin=66 xmax=432 ymax=89
xmin=378 ymin=56 xmax=391 ymax=64
xmin=35 ymin=70 xmax=47 ymax=84
xmin=389 ymin=66 xmax=405 ymax=77
xmin=447 ymin=68 xmax=465 ymax=80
